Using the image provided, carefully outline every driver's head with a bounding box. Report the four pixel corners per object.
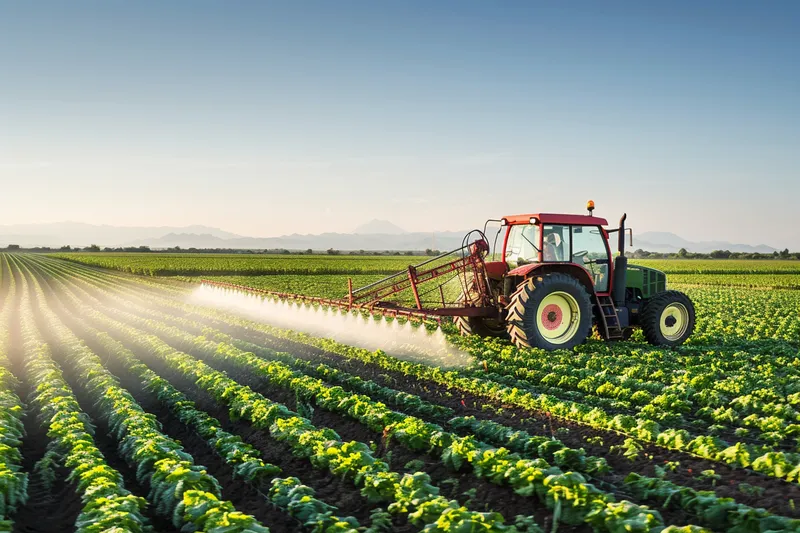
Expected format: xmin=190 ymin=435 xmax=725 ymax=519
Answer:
xmin=544 ymin=231 xmax=562 ymax=260
xmin=545 ymin=232 xmax=561 ymax=246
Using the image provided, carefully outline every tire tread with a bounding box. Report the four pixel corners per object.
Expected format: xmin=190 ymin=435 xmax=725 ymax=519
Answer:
xmin=505 ymin=273 xmax=592 ymax=350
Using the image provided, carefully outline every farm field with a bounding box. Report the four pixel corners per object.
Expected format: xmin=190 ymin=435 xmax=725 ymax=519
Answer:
xmin=632 ymin=260 xmax=800 ymax=275
xmin=50 ymin=252 xmax=431 ymax=277
xmin=666 ymin=274 xmax=800 ymax=291
xmin=52 ymin=253 xmax=800 ymax=296
xmin=2 ymin=253 xmax=800 ymax=532
xmin=52 ymin=254 xmax=800 ymax=276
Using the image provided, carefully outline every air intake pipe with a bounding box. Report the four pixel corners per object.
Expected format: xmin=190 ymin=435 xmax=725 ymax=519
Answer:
xmin=613 ymin=213 xmax=627 ymax=307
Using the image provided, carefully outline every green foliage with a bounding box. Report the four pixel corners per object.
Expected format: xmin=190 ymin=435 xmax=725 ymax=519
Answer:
xmin=14 ymin=252 xmax=800 ymax=533
xmin=268 ymin=477 xmax=359 ymax=532
xmin=623 ymin=472 xmax=800 ymax=532
xmin=365 ymin=507 xmax=393 ymax=533
xmin=33 ymin=450 xmax=59 ymax=490
xmin=14 ymin=290 xmax=149 ymax=532
xmin=14 ymin=265 xmax=269 ymax=532
xmin=50 ymin=253 xmax=428 ymax=277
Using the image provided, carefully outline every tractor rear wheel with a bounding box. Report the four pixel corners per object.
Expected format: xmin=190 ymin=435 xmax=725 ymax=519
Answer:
xmin=641 ymin=291 xmax=695 ymax=346
xmin=455 ymin=280 xmax=509 ymax=339
xmin=506 ymin=273 xmax=593 ymax=350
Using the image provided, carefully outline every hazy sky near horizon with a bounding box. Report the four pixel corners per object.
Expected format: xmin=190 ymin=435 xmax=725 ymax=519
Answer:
xmin=1 ymin=2 xmax=798 ymax=247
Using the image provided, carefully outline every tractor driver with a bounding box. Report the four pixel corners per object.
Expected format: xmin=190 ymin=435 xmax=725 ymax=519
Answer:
xmin=543 ymin=229 xmax=564 ymax=262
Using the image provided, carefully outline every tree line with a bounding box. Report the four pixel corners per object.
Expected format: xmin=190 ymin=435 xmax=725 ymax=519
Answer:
xmin=629 ymin=247 xmax=799 ymax=260
xmin=3 ymin=243 xmax=798 ymax=260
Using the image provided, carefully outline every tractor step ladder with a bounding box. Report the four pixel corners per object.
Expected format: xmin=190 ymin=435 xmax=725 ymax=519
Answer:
xmin=596 ymin=295 xmax=625 ymax=340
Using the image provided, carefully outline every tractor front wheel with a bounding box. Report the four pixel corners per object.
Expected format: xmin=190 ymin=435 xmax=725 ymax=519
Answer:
xmin=506 ymin=273 xmax=593 ymax=350
xmin=641 ymin=291 xmax=696 ymax=346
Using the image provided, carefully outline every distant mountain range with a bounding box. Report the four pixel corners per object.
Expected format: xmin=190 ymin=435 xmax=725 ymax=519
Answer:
xmin=634 ymin=232 xmax=776 ymax=254
xmin=123 ymin=230 xmax=471 ymax=252
xmin=0 ymin=220 xmax=778 ymax=254
xmin=0 ymin=222 xmax=239 ymax=248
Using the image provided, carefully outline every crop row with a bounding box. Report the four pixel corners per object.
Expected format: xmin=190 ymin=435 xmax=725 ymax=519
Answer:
xmin=22 ymin=254 xmax=732 ymax=531
xmin=59 ymin=255 xmax=800 ymax=487
xmin=25 ymin=254 xmax=800 ymax=528
xmin=668 ymin=274 xmax=800 ymax=290
xmin=452 ymin=335 xmax=800 ymax=449
xmin=13 ymin=258 xmax=154 ymax=532
xmin=632 ymin=259 xmax=800 ymax=275
xmin=35 ymin=259 xmax=617 ymax=484
xmin=70 ymin=277 xmax=800 ymax=530
xmin=47 ymin=254 xmax=800 ymax=276
xmin=0 ymin=255 xmax=28 ymax=530
xmin=99 ymin=264 xmax=800 ymax=436
xmin=30 ymin=269 xmax=364 ymax=533
xmin=8 ymin=255 xmax=370 ymax=532
xmin=33 ymin=254 xmax=800 ymax=484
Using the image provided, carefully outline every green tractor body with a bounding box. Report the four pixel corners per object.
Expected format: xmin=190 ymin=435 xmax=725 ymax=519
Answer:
xmin=625 ymin=265 xmax=667 ymax=299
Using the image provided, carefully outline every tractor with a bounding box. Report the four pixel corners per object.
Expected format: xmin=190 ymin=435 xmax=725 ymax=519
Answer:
xmin=454 ymin=201 xmax=696 ymax=350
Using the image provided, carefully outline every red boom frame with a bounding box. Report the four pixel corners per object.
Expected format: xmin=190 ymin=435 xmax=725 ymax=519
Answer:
xmin=200 ymin=237 xmax=498 ymax=323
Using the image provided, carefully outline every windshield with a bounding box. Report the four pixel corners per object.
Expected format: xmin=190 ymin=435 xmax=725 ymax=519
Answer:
xmin=505 ymin=224 xmax=540 ymax=268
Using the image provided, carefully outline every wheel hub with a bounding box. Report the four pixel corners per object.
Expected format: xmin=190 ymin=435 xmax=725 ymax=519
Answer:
xmin=535 ymin=292 xmax=580 ymax=344
xmin=659 ymin=302 xmax=689 ymax=341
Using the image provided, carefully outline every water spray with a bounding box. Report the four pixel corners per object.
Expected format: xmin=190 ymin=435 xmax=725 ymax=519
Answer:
xmin=189 ymin=283 xmax=473 ymax=368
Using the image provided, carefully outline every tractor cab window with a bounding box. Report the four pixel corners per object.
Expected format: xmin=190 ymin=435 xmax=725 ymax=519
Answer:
xmin=505 ymin=224 xmax=540 ymax=268
xmin=571 ymin=226 xmax=610 ymax=292
xmin=542 ymin=225 xmax=571 ymax=262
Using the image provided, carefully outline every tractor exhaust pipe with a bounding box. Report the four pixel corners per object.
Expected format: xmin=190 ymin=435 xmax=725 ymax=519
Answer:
xmin=613 ymin=213 xmax=628 ymax=307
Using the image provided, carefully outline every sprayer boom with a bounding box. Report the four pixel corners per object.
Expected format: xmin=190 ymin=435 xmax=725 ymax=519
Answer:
xmin=200 ymin=234 xmax=498 ymax=324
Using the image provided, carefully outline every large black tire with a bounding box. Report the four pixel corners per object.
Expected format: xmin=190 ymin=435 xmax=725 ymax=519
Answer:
xmin=640 ymin=290 xmax=696 ymax=346
xmin=455 ymin=280 xmax=509 ymax=339
xmin=506 ymin=273 xmax=593 ymax=350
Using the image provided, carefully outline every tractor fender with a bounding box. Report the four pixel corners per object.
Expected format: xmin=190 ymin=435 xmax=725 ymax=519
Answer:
xmin=507 ymin=263 xmax=597 ymax=297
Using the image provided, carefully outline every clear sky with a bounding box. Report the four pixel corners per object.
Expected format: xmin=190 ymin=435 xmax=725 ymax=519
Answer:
xmin=1 ymin=1 xmax=798 ymax=247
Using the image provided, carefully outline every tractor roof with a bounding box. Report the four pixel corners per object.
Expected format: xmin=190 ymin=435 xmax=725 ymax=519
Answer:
xmin=502 ymin=213 xmax=609 ymax=226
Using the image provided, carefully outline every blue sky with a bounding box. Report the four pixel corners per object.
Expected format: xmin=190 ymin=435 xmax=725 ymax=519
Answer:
xmin=1 ymin=1 xmax=798 ymax=247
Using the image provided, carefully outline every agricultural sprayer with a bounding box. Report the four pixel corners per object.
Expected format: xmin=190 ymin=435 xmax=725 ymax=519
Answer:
xmin=202 ymin=201 xmax=695 ymax=350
